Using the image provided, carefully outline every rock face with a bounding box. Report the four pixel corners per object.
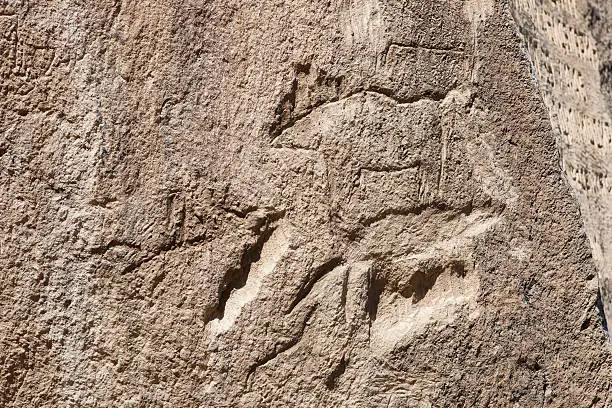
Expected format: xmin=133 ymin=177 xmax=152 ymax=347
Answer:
xmin=0 ymin=0 xmax=609 ymax=406
xmin=511 ymin=0 xmax=612 ymax=319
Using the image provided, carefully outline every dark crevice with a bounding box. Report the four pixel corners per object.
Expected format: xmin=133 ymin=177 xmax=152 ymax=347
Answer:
xmin=596 ymin=288 xmax=609 ymax=334
xmin=248 ymin=209 xmax=286 ymax=235
xmin=402 ymin=260 xmax=465 ymax=303
xmin=581 ymin=316 xmax=592 ymax=331
xmin=221 ymin=205 xmax=258 ymax=219
xmin=599 ymin=61 xmax=612 ymax=93
xmin=89 ymin=239 xmax=142 ymax=255
xmin=109 ymin=0 xmax=122 ymax=28
xmin=401 ymin=267 xmax=442 ymax=303
xmin=367 ymin=260 xmax=467 ymax=325
xmin=587 ymin=4 xmax=602 ymax=29
xmin=215 ymin=213 xmax=283 ymax=321
xmin=366 ymin=269 xmax=386 ymax=322
xmin=287 ymin=256 xmax=345 ymax=314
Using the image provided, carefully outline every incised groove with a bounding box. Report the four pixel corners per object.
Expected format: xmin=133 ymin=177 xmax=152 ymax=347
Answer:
xmin=287 ymin=256 xmax=346 ymax=314
xmin=270 ymin=86 xmax=454 ymax=141
xmin=213 ymin=214 xmax=284 ymax=322
xmin=246 ymin=305 xmax=316 ymax=388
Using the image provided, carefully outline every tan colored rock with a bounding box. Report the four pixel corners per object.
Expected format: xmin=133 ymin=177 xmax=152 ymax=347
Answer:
xmin=511 ymin=0 xmax=612 ymax=320
xmin=0 ymin=0 xmax=609 ymax=406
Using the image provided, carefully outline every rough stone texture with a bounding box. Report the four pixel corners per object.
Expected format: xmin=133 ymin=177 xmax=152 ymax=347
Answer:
xmin=0 ymin=0 xmax=610 ymax=406
xmin=511 ymin=0 xmax=612 ymax=321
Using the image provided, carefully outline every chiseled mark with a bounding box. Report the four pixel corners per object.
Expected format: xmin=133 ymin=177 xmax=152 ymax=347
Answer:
xmin=468 ymin=138 xmax=519 ymax=206
xmin=360 ymin=162 xmax=422 ymax=174
xmin=369 ymin=210 xmax=500 ymax=353
xmin=370 ymin=267 xmax=479 ymax=354
xmin=463 ymin=0 xmax=494 ymax=34
xmin=386 ymin=42 xmax=467 ymax=56
xmin=438 ymin=126 xmax=448 ymax=193
xmin=402 ymin=211 xmax=501 ymax=263
xmin=287 ymin=256 xmax=346 ymax=314
xmin=437 ymin=87 xmax=478 ymax=192
xmin=270 ymin=87 xmax=450 ymax=143
xmin=247 ymin=258 xmax=348 ymax=387
xmin=341 ymin=0 xmax=383 ymax=50
xmin=345 ymin=261 xmax=373 ymax=324
xmin=463 ymin=0 xmax=494 ymax=80
xmin=383 ymin=211 xmax=501 ymax=270
xmin=209 ymin=222 xmax=291 ymax=336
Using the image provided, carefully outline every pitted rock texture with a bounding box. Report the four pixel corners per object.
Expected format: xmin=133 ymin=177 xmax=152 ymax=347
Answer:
xmin=0 ymin=0 xmax=610 ymax=407
xmin=511 ymin=0 xmax=612 ymax=321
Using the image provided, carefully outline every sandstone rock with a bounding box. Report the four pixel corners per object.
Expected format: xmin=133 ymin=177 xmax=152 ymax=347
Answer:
xmin=511 ymin=0 xmax=612 ymax=320
xmin=0 ymin=0 xmax=609 ymax=406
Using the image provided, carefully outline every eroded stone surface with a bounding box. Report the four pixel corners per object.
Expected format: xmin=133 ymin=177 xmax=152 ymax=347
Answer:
xmin=511 ymin=0 xmax=612 ymax=317
xmin=0 ymin=0 xmax=610 ymax=406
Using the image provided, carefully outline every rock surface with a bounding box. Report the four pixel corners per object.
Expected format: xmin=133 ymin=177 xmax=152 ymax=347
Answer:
xmin=511 ymin=0 xmax=612 ymax=321
xmin=0 ymin=0 xmax=610 ymax=406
